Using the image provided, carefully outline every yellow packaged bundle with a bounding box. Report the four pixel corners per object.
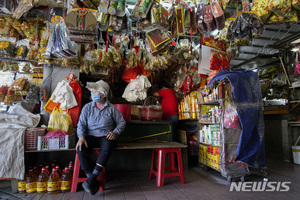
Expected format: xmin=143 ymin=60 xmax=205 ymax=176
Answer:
xmin=37 ymin=47 xmax=51 ymax=63
xmin=26 ymin=46 xmax=39 ymax=61
xmin=39 ymin=25 xmax=49 ymax=48
xmin=12 ymin=18 xmax=23 ymax=36
xmin=292 ymin=0 xmax=300 ymax=9
xmin=267 ymin=9 xmax=298 ymax=23
xmin=14 ymin=81 xmax=30 ymax=95
xmin=0 ymin=18 xmax=10 ymax=37
xmin=221 ymin=0 xmax=235 ymax=9
xmin=251 ymin=0 xmax=272 ymax=23
xmin=61 ymin=58 xmax=80 ymax=68
xmin=10 ymin=78 xmax=27 ymax=91
xmin=4 ymin=89 xmax=15 ymax=105
xmin=109 ymin=47 xmax=121 ymax=66
xmin=269 ymin=0 xmax=292 ymax=18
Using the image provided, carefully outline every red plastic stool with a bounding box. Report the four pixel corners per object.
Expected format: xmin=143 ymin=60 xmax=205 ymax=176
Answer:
xmin=71 ymin=150 xmax=106 ymax=192
xmin=149 ymin=148 xmax=185 ymax=186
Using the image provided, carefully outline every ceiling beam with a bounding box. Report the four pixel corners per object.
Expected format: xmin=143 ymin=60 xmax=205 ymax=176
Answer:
xmin=264 ymin=27 xmax=299 ymax=34
xmin=267 ymin=29 xmax=300 ymax=49
xmin=255 ymin=37 xmax=280 ymax=41
xmin=231 ymin=54 xmax=279 ymax=69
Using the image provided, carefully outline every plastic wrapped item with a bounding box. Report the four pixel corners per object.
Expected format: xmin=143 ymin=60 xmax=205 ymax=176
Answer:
xmin=39 ymin=22 xmax=49 ymax=48
xmin=10 ymin=78 xmax=27 ymax=91
xmin=2 ymin=62 xmax=19 ymax=72
xmin=211 ymin=0 xmax=225 ymax=30
xmin=15 ymin=39 xmax=30 ymax=60
xmin=184 ymin=7 xmax=191 ymax=32
xmin=25 ymin=84 xmax=40 ymax=103
xmin=0 ymin=85 xmax=9 ymax=102
xmin=26 ymin=45 xmax=39 ymax=61
xmin=0 ymin=37 xmax=16 ymax=58
xmin=13 ymin=0 xmax=34 ymax=19
xmin=221 ymin=0 xmax=235 ymax=9
xmin=242 ymin=0 xmax=251 ymax=11
xmin=33 ymin=0 xmax=64 ymax=7
xmin=267 ymin=9 xmax=298 ymax=23
xmin=126 ymin=49 xmax=138 ymax=68
xmin=292 ymin=0 xmax=300 ymax=9
xmin=175 ymin=5 xmax=185 ymax=35
xmin=146 ymin=28 xmax=171 ymax=50
xmin=70 ymin=0 xmax=83 ymax=8
xmin=251 ymin=0 xmax=272 ymax=23
xmin=150 ymin=3 xmax=169 ymax=30
xmin=22 ymin=63 xmax=31 ymax=73
xmin=80 ymin=0 xmax=97 ymax=9
xmin=196 ymin=2 xmax=208 ymax=34
xmin=223 ymin=103 xmax=241 ymax=129
xmin=226 ymin=12 xmax=263 ymax=43
xmin=137 ymin=48 xmax=147 ymax=64
xmin=210 ymin=49 xmax=221 ymax=70
xmin=129 ymin=0 xmax=142 ymax=21
xmin=269 ymin=0 xmax=292 ymax=18
xmin=204 ymin=1 xmax=216 ymax=31
xmin=190 ymin=5 xmax=197 ymax=34
xmin=4 ymin=89 xmax=15 ymax=105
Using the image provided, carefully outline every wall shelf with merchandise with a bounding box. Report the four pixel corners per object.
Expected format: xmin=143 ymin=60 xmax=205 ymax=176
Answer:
xmin=198 ymin=82 xmax=222 ymax=172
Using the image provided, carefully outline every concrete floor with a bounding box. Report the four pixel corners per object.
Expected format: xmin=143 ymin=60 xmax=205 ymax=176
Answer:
xmin=0 ymin=157 xmax=299 ymax=200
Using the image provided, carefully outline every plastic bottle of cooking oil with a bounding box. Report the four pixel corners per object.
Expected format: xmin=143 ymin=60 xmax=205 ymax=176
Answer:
xmin=26 ymin=169 xmax=37 ymax=194
xmin=45 ymin=165 xmax=50 ymax=175
xmin=55 ymin=165 xmax=62 ymax=178
xmin=61 ymin=167 xmax=72 ymax=192
xmin=68 ymin=162 xmax=73 ymax=176
xmin=47 ymin=168 xmax=60 ymax=194
xmin=18 ymin=173 xmax=27 ymax=193
xmin=37 ymin=168 xmax=49 ymax=194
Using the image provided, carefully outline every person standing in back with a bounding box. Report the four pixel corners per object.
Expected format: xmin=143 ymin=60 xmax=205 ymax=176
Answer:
xmin=76 ymin=80 xmax=126 ymax=195
xmin=153 ymin=81 xmax=179 ymax=138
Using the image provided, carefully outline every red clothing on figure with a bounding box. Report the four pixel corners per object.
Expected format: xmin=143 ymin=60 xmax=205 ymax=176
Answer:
xmin=157 ymin=88 xmax=178 ymax=119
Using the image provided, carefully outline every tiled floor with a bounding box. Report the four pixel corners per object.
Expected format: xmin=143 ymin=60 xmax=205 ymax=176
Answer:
xmin=0 ymin=158 xmax=299 ymax=200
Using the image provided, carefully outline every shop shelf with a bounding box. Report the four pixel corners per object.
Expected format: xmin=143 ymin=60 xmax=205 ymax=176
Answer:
xmin=199 ymin=142 xmax=221 ymax=148
xmin=201 ymin=101 xmax=220 ymax=105
xmin=199 ymin=121 xmax=220 ymax=125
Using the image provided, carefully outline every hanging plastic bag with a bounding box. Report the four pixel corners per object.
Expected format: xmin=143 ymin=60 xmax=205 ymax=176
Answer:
xmin=251 ymin=0 xmax=272 ymax=23
xmin=196 ymin=1 xmax=208 ymax=35
xmin=223 ymin=103 xmax=241 ymax=129
xmin=204 ymin=0 xmax=216 ymax=31
xmin=292 ymin=0 xmax=300 ymax=10
xmin=211 ymin=0 xmax=225 ymax=30
xmin=44 ymin=129 xmax=68 ymax=138
xmin=269 ymin=0 xmax=292 ymax=18
xmin=294 ymin=54 xmax=300 ymax=75
xmin=48 ymin=107 xmax=73 ymax=135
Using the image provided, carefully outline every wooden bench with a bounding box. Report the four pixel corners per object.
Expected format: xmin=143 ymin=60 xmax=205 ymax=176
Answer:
xmin=71 ymin=142 xmax=188 ymax=192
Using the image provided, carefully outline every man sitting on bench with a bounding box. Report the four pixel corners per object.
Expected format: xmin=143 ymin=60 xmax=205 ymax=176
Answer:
xmin=76 ymin=80 xmax=126 ymax=195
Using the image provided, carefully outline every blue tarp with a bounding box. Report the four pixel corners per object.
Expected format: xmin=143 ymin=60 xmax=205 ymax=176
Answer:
xmin=209 ymin=69 xmax=265 ymax=168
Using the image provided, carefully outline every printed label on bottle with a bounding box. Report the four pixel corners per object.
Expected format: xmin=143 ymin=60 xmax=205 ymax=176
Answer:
xmin=47 ymin=182 xmax=59 ymax=191
xmin=18 ymin=181 xmax=26 ymax=191
xmin=61 ymin=181 xmax=71 ymax=190
xmin=37 ymin=182 xmax=47 ymax=192
xmin=26 ymin=182 xmax=37 ymax=193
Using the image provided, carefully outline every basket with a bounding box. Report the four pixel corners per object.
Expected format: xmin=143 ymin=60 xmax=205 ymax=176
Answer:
xmin=37 ymin=135 xmax=75 ymax=150
xmin=139 ymin=96 xmax=163 ymax=121
xmin=25 ymin=128 xmax=47 ymax=150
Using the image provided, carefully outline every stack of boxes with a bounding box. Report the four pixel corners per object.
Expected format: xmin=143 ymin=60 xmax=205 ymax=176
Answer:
xmin=199 ymin=144 xmax=220 ymax=170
